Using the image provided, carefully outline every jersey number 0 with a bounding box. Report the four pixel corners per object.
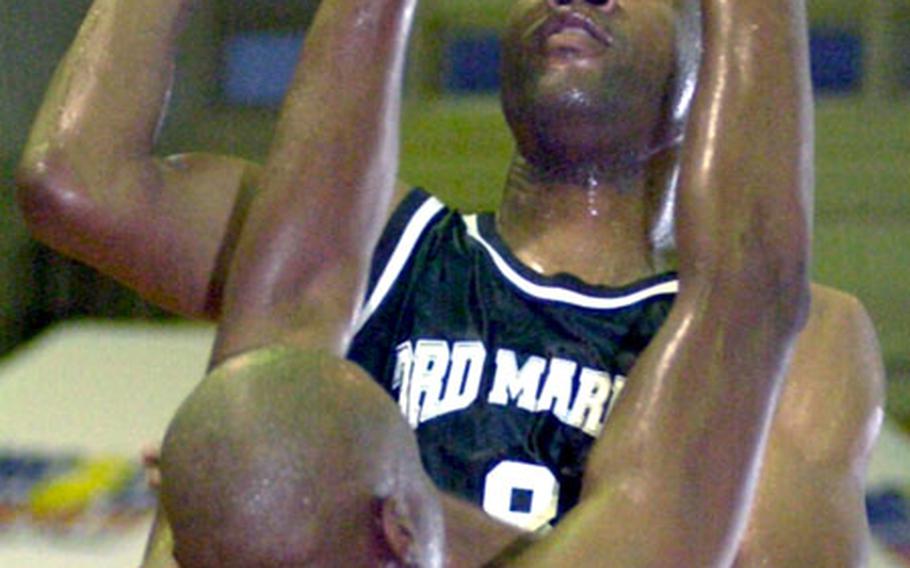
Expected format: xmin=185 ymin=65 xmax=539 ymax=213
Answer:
xmin=482 ymin=460 xmax=559 ymax=530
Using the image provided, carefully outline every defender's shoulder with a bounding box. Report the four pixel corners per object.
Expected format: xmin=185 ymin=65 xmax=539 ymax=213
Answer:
xmin=795 ymin=283 xmax=884 ymax=389
xmin=798 ymin=284 xmax=884 ymax=372
xmin=806 ymin=283 xmax=872 ymax=329
xmin=775 ymin=283 xmax=885 ymax=463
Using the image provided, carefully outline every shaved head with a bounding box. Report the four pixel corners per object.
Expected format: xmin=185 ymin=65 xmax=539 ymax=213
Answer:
xmin=160 ymin=348 xmax=444 ymax=568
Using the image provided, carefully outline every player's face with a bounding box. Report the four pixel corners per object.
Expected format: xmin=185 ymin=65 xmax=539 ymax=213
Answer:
xmin=500 ymin=0 xmax=679 ymax=170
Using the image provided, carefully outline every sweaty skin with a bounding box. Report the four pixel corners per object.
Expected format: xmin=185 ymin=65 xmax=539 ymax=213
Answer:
xmin=158 ymin=0 xmax=814 ymax=561
xmin=160 ymin=350 xmax=449 ymax=568
xmin=17 ymin=0 xmax=884 ymax=566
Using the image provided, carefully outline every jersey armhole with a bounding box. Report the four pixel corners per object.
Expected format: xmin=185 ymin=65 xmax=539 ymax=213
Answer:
xmin=354 ymin=188 xmax=446 ymax=332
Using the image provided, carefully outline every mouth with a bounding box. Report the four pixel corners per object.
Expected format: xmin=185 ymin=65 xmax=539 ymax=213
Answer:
xmin=537 ymin=12 xmax=613 ymax=61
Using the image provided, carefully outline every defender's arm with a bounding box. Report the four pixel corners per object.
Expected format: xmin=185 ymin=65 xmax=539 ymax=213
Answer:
xmin=16 ymin=0 xmax=259 ymax=319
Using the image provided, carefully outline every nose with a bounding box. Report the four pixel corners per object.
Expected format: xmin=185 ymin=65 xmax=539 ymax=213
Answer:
xmin=548 ymin=0 xmax=615 ymax=9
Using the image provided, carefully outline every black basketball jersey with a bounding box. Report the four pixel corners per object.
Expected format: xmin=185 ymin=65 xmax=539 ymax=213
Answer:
xmin=347 ymin=189 xmax=678 ymax=529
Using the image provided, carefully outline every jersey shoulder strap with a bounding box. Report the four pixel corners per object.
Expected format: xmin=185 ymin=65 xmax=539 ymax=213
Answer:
xmin=355 ymin=188 xmax=447 ymax=332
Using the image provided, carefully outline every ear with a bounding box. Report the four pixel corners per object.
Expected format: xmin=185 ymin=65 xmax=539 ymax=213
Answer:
xmin=380 ymin=495 xmax=419 ymax=566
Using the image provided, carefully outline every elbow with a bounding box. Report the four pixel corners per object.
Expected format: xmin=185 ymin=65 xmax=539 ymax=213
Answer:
xmin=776 ymin=255 xmax=811 ymax=336
xmin=728 ymin=206 xmax=813 ymax=336
xmin=757 ymin=214 xmax=812 ymax=336
xmin=685 ymin=237 xmax=811 ymax=341
xmin=15 ymin=145 xmax=93 ymax=249
xmin=736 ymin=252 xmax=812 ymax=341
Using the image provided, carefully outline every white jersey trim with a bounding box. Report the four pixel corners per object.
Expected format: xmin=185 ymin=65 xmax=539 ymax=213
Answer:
xmin=464 ymin=215 xmax=679 ymax=310
xmin=353 ymin=196 xmax=446 ymax=334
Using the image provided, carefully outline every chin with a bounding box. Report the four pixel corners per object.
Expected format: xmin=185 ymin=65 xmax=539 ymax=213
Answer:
xmin=504 ymin=86 xmax=654 ymax=172
xmin=501 ymin=36 xmax=675 ymax=166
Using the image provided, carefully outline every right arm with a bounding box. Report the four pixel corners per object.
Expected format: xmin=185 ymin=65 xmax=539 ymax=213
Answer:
xmin=16 ymin=0 xmax=257 ymax=319
xmin=506 ymin=0 xmax=813 ymax=565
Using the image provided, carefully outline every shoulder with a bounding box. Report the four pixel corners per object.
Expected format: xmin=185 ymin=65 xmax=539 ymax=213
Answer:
xmin=736 ymin=284 xmax=883 ymax=568
xmin=791 ymin=283 xmax=884 ymax=399
xmin=794 ymin=284 xmax=884 ymax=392
xmin=772 ymin=283 xmax=886 ymax=465
xmin=803 ymin=285 xmax=877 ymax=340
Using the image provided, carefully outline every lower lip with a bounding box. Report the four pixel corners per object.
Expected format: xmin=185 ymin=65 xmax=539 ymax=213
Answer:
xmin=544 ymin=29 xmax=608 ymax=60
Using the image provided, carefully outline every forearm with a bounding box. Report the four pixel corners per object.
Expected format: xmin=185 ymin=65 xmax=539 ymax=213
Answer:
xmin=601 ymin=301 xmax=802 ymax=560
xmin=676 ymin=0 xmax=813 ymax=318
xmin=20 ymin=0 xmax=190 ymax=185
xmin=643 ymin=4 xmax=816 ymax=549
xmin=214 ymin=0 xmax=418 ymax=361
xmin=508 ymin=294 xmax=797 ymax=567
xmin=633 ymin=2 xmax=815 ymax=547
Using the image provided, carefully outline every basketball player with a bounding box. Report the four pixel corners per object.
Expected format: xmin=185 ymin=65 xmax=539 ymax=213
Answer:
xmin=156 ymin=350 xmax=450 ymax=568
xmin=152 ymin=0 xmax=811 ymax=562
xmin=17 ymin=0 xmax=884 ymax=565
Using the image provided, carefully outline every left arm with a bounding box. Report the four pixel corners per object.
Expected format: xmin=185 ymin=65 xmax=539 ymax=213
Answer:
xmin=142 ymin=0 xmax=419 ymax=564
xmin=734 ymin=286 xmax=885 ymax=567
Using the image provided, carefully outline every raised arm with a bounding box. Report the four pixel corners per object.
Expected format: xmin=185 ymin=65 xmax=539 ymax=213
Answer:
xmin=506 ymin=0 xmax=813 ymax=565
xmin=209 ymin=0 xmax=417 ymax=365
xmin=141 ymin=1 xmax=419 ymax=564
xmin=16 ymin=0 xmax=258 ymax=319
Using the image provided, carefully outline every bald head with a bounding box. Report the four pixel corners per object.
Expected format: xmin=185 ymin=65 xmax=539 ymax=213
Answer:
xmin=160 ymin=348 xmax=443 ymax=568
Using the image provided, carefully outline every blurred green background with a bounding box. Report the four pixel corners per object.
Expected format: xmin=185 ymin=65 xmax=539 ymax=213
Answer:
xmin=0 ymin=0 xmax=908 ymax=421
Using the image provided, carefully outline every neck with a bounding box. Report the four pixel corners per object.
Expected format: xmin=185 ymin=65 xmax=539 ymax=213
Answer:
xmin=495 ymin=155 xmax=672 ymax=287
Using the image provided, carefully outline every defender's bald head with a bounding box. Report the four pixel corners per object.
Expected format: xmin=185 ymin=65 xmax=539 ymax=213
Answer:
xmin=160 ymin=348 xmax=443 ymax=568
